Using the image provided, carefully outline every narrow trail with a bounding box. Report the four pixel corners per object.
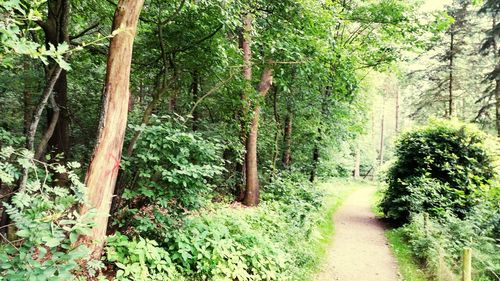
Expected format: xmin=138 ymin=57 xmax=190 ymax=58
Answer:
xmin=316 ymin=186 xmax=400 ymax=281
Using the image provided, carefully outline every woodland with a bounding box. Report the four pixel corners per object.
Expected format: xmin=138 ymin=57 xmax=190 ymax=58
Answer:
xmin=0 ymin=0 xmax=499 ymax=280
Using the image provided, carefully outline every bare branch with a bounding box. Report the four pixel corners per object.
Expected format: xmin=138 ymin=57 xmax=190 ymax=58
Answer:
xmin=70 ymin=22 xmax=100 ymax=40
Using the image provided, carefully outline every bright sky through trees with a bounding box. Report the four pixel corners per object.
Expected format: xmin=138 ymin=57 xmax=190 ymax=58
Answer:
xmin=421 ymin=0 xmax=452 ymax=12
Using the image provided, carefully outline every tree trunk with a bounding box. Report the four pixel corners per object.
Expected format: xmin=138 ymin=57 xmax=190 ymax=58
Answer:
xmin=125 ymin=81 xmax=167 ymax=156
xmin=282 ymin=113 xmax=292 ymax=168
xmin=309 ymin=139 xmax=320 ymax=182
xmin=78 ymin=0 xmax=144 ymax=258
xmin=371 ymin=110 xmax=375 ymax=146
xmin=47 ymin=71 xmax=70 ymax=158
xmin=236 ymin=13 xmax=253 ymax=201
xmin=23 ymin=90 xmax=33 ymax=136
xmin=270 ymin=86 xmax=280 ymax=173
xmin=354 ymin=147 xmax=360 ymax=179
xmin=492 ymin=15 xmax=499 ymax=137
xmin=379 ymin=98 xmax=385 ymax=167
xmin=35 ymin=95 xmax=60 ymax=160
xmin=168 ymin=55 xmax=179 ymax=113
xmin=243 ymin=66 xmax=273 ymax=207
xmin=395 ymin=89 xmax=400 ymax=133
xmin=496 ymin=77 xmax=500 ymax=137
xmin=448 ymin=32 xmax=454 ymax=118
xmin=43 ymin=0 xmax=70 ymax=160
xmin=242 ymin=14 xmax=252 ymax=82
xmin=309 ymin=86 xmax=331 ymax=182
xmin=191 ymin=70 xmax=200 ymax=131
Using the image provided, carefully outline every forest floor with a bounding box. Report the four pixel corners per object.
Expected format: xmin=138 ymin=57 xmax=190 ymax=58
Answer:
xmin=315 ymin=184 xmax=401 ymax=281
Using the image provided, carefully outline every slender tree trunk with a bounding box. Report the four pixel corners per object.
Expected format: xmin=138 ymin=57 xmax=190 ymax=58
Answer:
xmin=270 ymin=86 xmax=280 ymax=173
xmin=371 ymin=110 xmax=375 ymax=147
xmin=35 ymin=95 xmax=60 ymax=160
xmin=395 ymin=89 xmax=400 ymax=133
xmin=309 ymin=138 xmax=320 ymax=182
xmin=191 ymin=70 xmax=200 ymax=131
xmin=448 ymin=32 xmax=454 ymax=118
xmin=354 ymin=147 xmax=360 ymax=179
xmin=492 ymin=15 xmax=499 ymax=137
xmin=47 ymin=71 xmax=69 ymax=158
xmin=496 ymin=78 xmax=500 ymax=137
xmin=379 ymin=98 xmax=385 ymax=167
xmin=125 ymin=82 xmax=167 ymax=156
xmin=168 ymin=55 xmax=179 ymax=113
xmin=243 ymin=66 xmax=273 ymax=207
xmin=282 ymin=112 xmax=292 ymax=168
xmin=23 ymin=90 xmax=33 ymax=136
xmin=236 ymin=13 xmax=253 ymax=201
xmin=26 ymin=67 xmax=63 ymax=154
xmin=78 ymin=0 xmax=144 ymax=258
xmin=309 ymin=86 xmax=331 ymax=182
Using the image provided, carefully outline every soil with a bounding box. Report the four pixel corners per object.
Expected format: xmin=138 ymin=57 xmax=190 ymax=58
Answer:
xmin=316 ymin=186 xmax=401 ymax=281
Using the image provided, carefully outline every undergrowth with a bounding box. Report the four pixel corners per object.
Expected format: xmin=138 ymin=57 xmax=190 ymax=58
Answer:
xmin=105 ymin=177 xmax=358 ymax=280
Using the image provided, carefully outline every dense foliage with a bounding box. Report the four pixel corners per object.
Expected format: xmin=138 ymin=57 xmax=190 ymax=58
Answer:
xmin=1 ymin=0 xmax=498 ymax=280
xmin=106 ymin=175 xmax=327 ymax=281
xmin=381 ymin=119 xmax=497 ymax=222
xmin=115 ymin=117 xmax=225 ymax=230
xmin=379 ymin=119 xmax=499 ymax=280
xmin=400 ymin=201 xmax=500 ymax=280
xmin=0 ymin=147 xmax=102 ymax=280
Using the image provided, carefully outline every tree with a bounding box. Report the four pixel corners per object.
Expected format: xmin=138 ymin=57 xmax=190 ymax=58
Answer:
xmin=244 ymin=64 xmax=274 ymax=206
xmin=37 ymin=0 xmax=71 ymax=160
xmin=78 ymin=0 xmax=144 ymax=258
xmin=479 ymin=0 xmax=500 ymax=136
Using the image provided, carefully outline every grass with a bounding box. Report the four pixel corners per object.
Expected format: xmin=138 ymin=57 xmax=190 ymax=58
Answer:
xmin=373 ymin=182 xmax=429 ymax=281
xmin=386 ymin=228 xmax=429 ymax=281
xmin=306 ymin=179 xmax=372 ymax=279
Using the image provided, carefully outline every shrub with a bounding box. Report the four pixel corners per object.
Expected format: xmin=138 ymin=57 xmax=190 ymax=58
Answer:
xmin=114 ymin=117 xmax=225 ymax=236
xmin=106 ymin=233 xmax=184 ymax=281
xmin=0 ymin=147 xmax=102 ymax=280
xmin=380 ymin=119 xmax=496 ymax=222
xmin=165 ymin=207 xmax=290 ymax=281
xmin=262 ymin=171 xmax=323 ymax=207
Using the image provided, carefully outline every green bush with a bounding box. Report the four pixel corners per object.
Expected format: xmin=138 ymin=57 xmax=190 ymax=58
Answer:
xmin=114 ymin=118 xmax=225 ymax=237
xmin=0 ymin=147 xmax=102 ymax=280
xmin=262 ymin=172 xmax=322 ymax=207
xmin=106 ymin=233 xmax=184 ymax=281
xmin=124 ymin=118 xmax=225 ymax=209
xmin=380 ymin=119 xmax=496 ymax=222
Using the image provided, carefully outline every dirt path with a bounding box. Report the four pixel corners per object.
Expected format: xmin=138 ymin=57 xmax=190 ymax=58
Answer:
xmin=316 ymin=186 xmax=400 ymax=281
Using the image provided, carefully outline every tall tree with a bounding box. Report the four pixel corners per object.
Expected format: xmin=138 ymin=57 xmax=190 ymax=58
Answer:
xmin=479 ymin=0 xmax=500 ymax=136
xmin=446 ymin=0 xmax=470 ymax=118
xmin=243 ymin=65 xmax=273 ymax=206
xmin=78 ymin=0 xmax=144 ymax=258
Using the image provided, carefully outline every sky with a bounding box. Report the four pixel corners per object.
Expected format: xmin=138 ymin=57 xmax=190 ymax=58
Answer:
xmin=420 ymin=0 xmax=452 ymax=12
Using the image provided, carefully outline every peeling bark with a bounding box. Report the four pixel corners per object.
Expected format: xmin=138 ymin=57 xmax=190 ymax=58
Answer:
xmin=78 ymin=0 xmax=144 ymax=258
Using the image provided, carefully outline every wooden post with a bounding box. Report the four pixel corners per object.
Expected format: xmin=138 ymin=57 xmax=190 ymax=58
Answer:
xmin=462 ymin=247 xmax=472 ymax=281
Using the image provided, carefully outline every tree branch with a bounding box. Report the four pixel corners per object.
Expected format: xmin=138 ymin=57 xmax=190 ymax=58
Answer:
xmin=70 ymin=22 xmax=100 ymax=40
xmin=189 ymin=73 xmax=235 ymax=116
